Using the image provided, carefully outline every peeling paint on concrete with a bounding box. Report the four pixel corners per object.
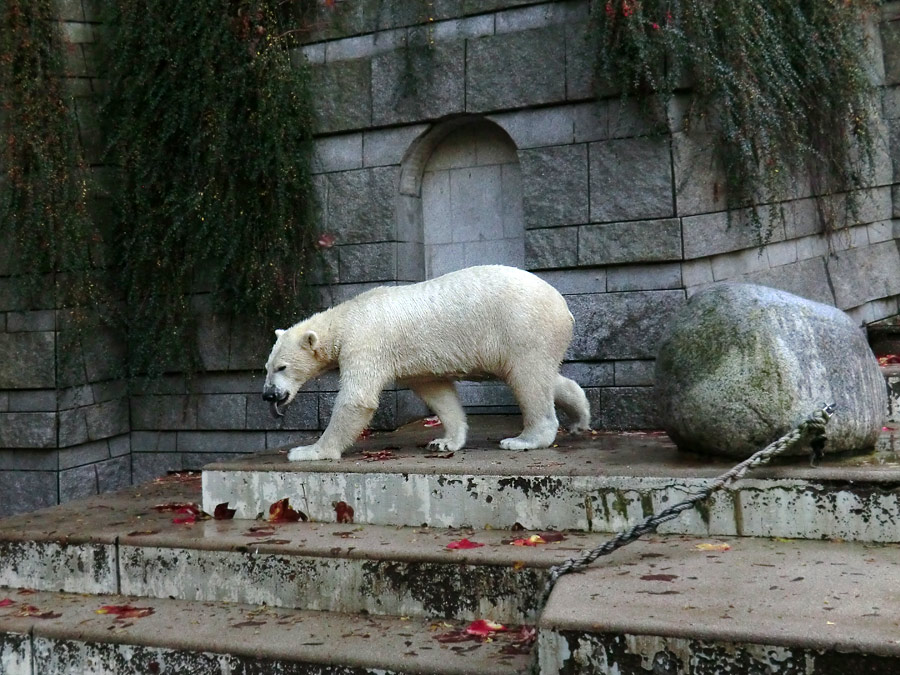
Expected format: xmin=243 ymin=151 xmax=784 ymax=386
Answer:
xmin=203 ymin=469 xmax=900 ymax=542
xmin=0 ymin=540 xmax=116 ymax=594
xmin=0 ymin=633 xmax=30 ymax=675
xmin=541 ymin=631 xmax=900 ymax=675
xmin=119 ymin=545 xmax=544 ymax=623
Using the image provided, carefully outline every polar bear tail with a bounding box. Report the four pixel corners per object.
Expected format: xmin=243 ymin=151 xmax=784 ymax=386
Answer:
xmin=554 ymin=374 xmax=591 ymax=433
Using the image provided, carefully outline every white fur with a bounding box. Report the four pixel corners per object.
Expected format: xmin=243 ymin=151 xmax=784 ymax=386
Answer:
xmin=263 ymin=265 xmax=591 ymax=461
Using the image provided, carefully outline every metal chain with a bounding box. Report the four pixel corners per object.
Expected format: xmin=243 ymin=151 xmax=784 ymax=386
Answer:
xmin=535 ymin=404 xmax=835 ymax=614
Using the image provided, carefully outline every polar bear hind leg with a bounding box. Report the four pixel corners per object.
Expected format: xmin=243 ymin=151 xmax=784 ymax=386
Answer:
xmin=500 ymin=365 xmax=559 ymax=450
xmin=411 ymin=379 xmax=468 ymax=451
xmin=554 ymin=374 xmax=591 ymax=433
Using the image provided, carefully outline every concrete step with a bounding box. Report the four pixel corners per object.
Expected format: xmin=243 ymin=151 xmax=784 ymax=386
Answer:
xmin=203 ymin=417 xmax=900 ymax=542
xmin=538 ymin=534 xmax=900 ymax=674
xmin=0 ymin=589 xmax=532 ymax=675
xmin=0 ymin=475 xmax=603 ymax=624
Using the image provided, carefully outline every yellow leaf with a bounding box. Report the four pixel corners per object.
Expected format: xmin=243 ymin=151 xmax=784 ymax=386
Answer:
xmin=695 ymin=542 xmax=731 ymax=552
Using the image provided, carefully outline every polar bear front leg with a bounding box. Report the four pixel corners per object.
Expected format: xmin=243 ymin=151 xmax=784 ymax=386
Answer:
xmin=287 ymin=389 xmax=377 ymax=462
xmin=411 ymin=379 xmax=468 ymax=451
xmin=501 ymin=366 xmax=560 ymax=450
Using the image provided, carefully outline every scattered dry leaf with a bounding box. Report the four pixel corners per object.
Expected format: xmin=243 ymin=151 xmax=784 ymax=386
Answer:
xmin=268 ymin=498 xmax=305 ymax=523
xmin=0 ymin=599 xmax=14 ymax=607
xmin=361 ymin=449 xmax=395 ymax=462
xmin=465 ymin=619 xmax=506 ymax=637
xmin=446 ymin=538 xmax=484 ymax=550
xmin=423 ymin=416 xmax=442 ymax=428
xmin=213 ymin=503 xmax=236 ymax=520
xmin=14 ymin=605 xmax=61 ymax=619
xmin=334 ymin=501 xmax=354 ymax=524
xmin=96 ymin=605 xmax=155 ymax=620
xmin=695 ymin=542 xmax=731 ymax=552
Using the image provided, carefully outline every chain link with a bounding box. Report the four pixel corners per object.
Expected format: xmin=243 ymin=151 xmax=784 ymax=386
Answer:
xmin=534 ymin=404 xmax=835 ymax=615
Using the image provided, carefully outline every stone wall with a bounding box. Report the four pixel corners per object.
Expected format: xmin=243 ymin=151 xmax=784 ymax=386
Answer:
xmin=3 ymin=0 xmax=900 ymax=514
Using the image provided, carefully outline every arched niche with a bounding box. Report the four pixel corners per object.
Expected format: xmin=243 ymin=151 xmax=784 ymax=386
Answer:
xmin=397 ymin=116 xmax=524 ymax=280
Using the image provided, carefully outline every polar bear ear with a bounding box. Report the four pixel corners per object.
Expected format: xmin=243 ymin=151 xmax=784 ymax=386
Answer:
xmin=275 ymin=329 xmax=285 ymax=338
xmin=301 ymin=330 xmax=319 ymax=351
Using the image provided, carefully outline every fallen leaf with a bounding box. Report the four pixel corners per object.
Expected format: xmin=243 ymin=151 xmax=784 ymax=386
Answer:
xmin=695 ymin=542 xmax=731 ymax=552
xmin=425 ymin=451 xmax=455 ymax=459
xmin=96 ymin=605 xmax=155 ymax=620
xmin=361 ymin=449 xmax=395 ymax=462
xmin=232 ymin=620 xmax=266 ymax=628
xmin=465 ymin=619 xmax=506 ymax=637
xmin=358 ymin=427 xmax=374 ymax=440
xmin=423 ymin=416 xmax=442 ymax=427
xmin=512 ymin=561 xmax=525 ymax=571
xmin=508 ymin=535 xmax=546 ymax=547
xmin=640 ymin=574 xmax=678 ymax=582
xmin=268 ymin=498 xmax=304 ymax=523
xmin=334 ymin=501 xmax=354 ymax=524
xmin=14 ymin=605 xmax=61 ymax=619
xmin=500 ymin=625 xmax=537 ymax=654
xmin=213 ymin=503 xmax=236 ymax=520
xmin=243 ymin=527 xmax=277 ymax=538
xmin=152 ymin=502 xmax=199 ymax=513
xmin=447 ymin=538 xmax=484 ymax=550
xmin=317 ymin=232 xmax=336 ymax=248
xmin=0 ymin=599 xmax=14 ymax=607
xmin=878 ymin=354 xmax=899 ymax=365
xmin=127 ymin=530 xmax=160 ymax=537
xmin=16 ymin=589 xmax=36 ymax=595
xmin=538 ymin=531 xmax=566 ymax=543
xmin=434 ymin=630 xmax=476 ymax=644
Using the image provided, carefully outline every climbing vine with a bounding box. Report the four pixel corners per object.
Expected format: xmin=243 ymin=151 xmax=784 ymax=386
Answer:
xmin=0 ymin=0 xmax=96 ymax=302
xmin=99 ymin=0 xmax=320 ymax=377
xmin=595 ymin=0 xmax=879 ymax=238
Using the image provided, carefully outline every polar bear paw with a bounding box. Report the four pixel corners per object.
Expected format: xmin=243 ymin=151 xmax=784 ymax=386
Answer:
xmin=499 ymin=436 xmax=539 ymax=451
xmin=428 ymin=437 xmax=463 ymax=452
xmin=287 ymin=444 xmax=341 ymax=461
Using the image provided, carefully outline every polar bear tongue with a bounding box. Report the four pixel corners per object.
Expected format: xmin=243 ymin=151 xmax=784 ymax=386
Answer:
xmin=271 ymin=400 xmax=285 ymax=418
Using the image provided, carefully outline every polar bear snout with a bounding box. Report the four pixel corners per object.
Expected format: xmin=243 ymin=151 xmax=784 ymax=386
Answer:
xmin=262 ymin=385 xmax=286 ymax=403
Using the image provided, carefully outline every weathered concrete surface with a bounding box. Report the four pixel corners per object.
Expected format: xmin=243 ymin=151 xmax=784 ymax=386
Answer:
xmin=203 ymin=417 xmax=900 ymax=542
xmin=656 ymin=283 xmax=887 ymax=458
xmin=0 ymin=589 xmax=531 ymax=674
xmin=0 ymin=631 xmax=29 ymax=675
xmin=539 ymin=535 xmax=900 ymax=674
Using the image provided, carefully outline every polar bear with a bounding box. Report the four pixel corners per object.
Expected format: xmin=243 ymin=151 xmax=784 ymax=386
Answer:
xmin=263 ymin=265 xmax=591 ymax=461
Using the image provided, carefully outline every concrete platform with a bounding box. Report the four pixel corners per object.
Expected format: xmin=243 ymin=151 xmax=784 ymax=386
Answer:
xmin=0 ymin=475 xmax=604 ymax=623
xmin=538 ymin=534 xmax=900 ymax=674
xmin=0 ymin=589 xmax=532 ymax=675
xmin=203 ymin=417 xmax=900 ymax=541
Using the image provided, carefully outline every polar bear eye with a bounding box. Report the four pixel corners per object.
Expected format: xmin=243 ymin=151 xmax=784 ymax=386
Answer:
xmin=276 ymin=365 xmax=287 ymax=372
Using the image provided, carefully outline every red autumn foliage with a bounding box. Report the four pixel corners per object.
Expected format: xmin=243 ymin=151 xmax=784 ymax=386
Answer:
xmin=268 ymin=498 xmax=303 ymax=523
xmin=423 ymin=416 xmax=442 ymax=427
xmin=96 ymin=604 xmax=155 ymax=620
xmin=361 ymin=449 xmax=395 ymax=461
xmin=317 ymin=233 xmax=336 ymax=248
xmin=13 ymin=605 xmax=61 ymax=619
xmin=0 ymin=598 xmax=14 ymax=607
xmin=465 ymin=619 xmax=507 ymax=637
xmin=879 ymin=354 xmax=900 ymax=365
xmin=446 ymin=538 xmax=484 ymax=550
xmin=152 ymin=502 xmax=199 ymax=513
xmin=334 ymin=501 xmax=354 ymax=524
xmin=213 ymin=503 xmax=236 ymax=520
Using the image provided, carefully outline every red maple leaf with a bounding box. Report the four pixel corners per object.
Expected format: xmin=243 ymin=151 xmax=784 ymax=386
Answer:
xmin=0 ymin=598 xmax=14 ymax=607
xmin=96 ymin=605 xmax=155 ymax=620
xmin=334 ymin=501 xmax=354 ymax=524
xmin=269 ymin=498 xmax=304 ymax=523
xmin=213 ymin=503 xmax=236 ymax=520
xmin=446 ymin=538 xmax=484 ymax=550
xmin=465 ymin=619 xmax=506 ymax=637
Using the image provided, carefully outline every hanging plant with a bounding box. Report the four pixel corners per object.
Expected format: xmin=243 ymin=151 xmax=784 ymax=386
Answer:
xmin=594 ymin=0 xmax=879 ymax=238
xmin=98 ymin=0 xmax=321 ymax=377
xmin=0 ymin=0 xmax=97 ymax=302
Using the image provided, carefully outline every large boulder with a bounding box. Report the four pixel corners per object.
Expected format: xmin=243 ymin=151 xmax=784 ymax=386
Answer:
xmin=655 ymin=283 xmax=886 ymax=458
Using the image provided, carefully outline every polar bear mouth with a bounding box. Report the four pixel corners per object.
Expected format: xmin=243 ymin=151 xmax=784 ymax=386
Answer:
xmin=271 ymin=394 xmax=290 ymax=418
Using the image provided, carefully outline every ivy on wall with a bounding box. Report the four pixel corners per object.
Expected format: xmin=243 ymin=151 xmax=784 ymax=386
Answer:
xmin=0 ymin=0 xmax=96 ymax=300
xmin=98 ymin=0 xmax=320 ymax=377
xmin=595 ymin=0 xmax=879 ymax=237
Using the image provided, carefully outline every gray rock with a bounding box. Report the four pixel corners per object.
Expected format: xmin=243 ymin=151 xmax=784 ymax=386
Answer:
xmin=520 ymin=145 xmax=589 ymax=228
xmin=524 ymin=227 xmax=578 ymax=269
xmin=655 ymin=283 xmax=887 ymax=458
xmin=589 ymin=137 xmax=673 ymax=222
xmin=309 ymin=60 xmax=372 ymax=134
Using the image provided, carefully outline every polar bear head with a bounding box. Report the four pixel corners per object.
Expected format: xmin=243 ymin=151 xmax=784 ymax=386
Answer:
xmin=262 ymin=326 xmax=327 ymax=417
